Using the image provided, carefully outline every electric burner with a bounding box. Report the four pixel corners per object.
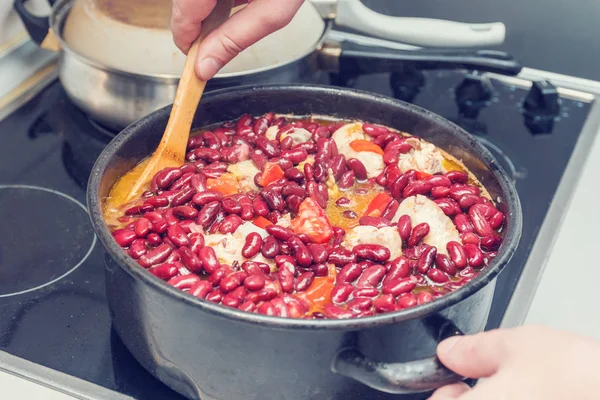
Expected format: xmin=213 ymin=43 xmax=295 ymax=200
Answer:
xmin=0 ymin=67 xmax=596 ymax=400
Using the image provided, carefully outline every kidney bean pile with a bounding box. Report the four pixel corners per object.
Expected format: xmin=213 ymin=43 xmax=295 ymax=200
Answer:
xmin=108 ymin=113 xmax=505 ymax=320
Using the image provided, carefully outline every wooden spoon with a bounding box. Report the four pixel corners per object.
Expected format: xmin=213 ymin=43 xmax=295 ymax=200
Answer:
xmin=108 ymin=0 xmax=234 ymax=207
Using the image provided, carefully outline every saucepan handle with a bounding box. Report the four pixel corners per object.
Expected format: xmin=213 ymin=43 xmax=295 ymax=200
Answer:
xmin=13 ymin=0 xmax=50 ymax=45
xmin=332 ymin=0 xmax=506 ymax=48
xmin=331 ymin=317 xmax=465 ymax=394
xmin=334 ymin=41 xmax=522 ymax=76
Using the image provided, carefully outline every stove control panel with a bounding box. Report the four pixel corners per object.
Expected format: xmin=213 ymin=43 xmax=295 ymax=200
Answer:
xmin=454 ymin=72 xmax=493 ymax=119
xmin=523 ymin=80 xmax=560 ymax=134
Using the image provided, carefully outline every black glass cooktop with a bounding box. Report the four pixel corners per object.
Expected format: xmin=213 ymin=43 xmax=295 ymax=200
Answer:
xmin=0 ymin=70 xmax=592 ymax=399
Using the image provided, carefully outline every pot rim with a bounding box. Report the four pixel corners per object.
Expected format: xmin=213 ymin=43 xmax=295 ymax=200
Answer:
xmin=50 ymin=0 xmax=330 ymax=83
xmin=87 ymin=84 xmax=522 ymax=331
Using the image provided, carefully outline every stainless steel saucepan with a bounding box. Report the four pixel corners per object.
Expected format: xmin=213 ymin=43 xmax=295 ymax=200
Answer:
xmin=15 ymin=0 xmax=520 ymax=131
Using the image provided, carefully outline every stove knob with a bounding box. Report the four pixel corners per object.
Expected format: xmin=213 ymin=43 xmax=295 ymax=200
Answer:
xmin=523 ymin=80 xmax=560 ymax=135
xmin=390 ymin=70 xmax=425 ymax=103
xmin=455 ymin=72 xmax=493 ymax=119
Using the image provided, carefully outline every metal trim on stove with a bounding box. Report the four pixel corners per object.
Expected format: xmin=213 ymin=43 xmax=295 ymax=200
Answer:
xmin=0 ymin=350 xmax=133 ymax=400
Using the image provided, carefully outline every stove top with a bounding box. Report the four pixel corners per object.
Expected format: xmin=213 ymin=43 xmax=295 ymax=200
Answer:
xmin=0 ymin=69 xmax=595 ymax=399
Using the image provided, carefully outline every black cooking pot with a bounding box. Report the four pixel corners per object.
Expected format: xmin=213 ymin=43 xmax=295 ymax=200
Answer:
xmin=87 ymin=85 xmax=522 ymax=400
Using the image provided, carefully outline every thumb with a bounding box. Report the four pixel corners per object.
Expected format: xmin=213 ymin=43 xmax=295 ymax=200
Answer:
xmin=194 ymin=0 xmax=303 ymax=80
xmin=437 ymin=329 xmax=511 ymax=379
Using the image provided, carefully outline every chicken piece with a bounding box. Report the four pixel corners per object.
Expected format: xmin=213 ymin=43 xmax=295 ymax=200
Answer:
xmin=265 ymin=125 xmax=279 ymax=141
xmin=227 ymin=159 xmax=260 ymax=192
xmin=286 ymin=127 xmax=312 ymax=145
xmin=203 ymin=222 xmax=272 ymax=266
xmin=342 ymin=225 xmax=403 ymax=260
xmin=393 ymin=195 xmax=461 ymax=255
xmin=276 ymin=214 xmax=292 ymax=229
xmin=332 ymin=123 xmax=384 ymax=178
xmin=397 ymin=137 xmax=446 ymax=175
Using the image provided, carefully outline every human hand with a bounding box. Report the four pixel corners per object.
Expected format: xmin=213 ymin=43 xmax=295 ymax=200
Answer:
xmin=429 ymin=325 xmax=600 ymax=399
xmin=171 ymin=0 xmax=304 ymax=80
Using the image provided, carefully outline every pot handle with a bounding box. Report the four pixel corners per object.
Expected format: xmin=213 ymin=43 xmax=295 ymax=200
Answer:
xmin=13 ymin=0 xmax=51 ymax=45
xmin=334 ymin=0 xmax=506 ymax=48
xmin=333 ymin=41 xmax=522 ymax=76
xmin=331 ymin=317 xmax=464 ymax=394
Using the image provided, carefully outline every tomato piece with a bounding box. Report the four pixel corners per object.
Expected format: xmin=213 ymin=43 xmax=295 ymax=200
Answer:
xmin=206 ymin=173 xmax=238 ymax=195
xmin=349 ymin=140 xmax=384 ymax=156
xmin=364 ymin=192 xmax=393 ymax=218
xmin=258 ymin=162 xmax=285 ymax=187
xmin=252 ymin=216 xmax=273 ymax=229
xmin=291 ymin=198 xmax=334 ymax=244
xmin=415 ymin=171 xmax=432 ymax=180
xmin=297 ymin=264 xmax=337 ymax=313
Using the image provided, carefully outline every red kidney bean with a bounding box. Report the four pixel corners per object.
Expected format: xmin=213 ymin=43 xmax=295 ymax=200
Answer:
xmin=266 ymin=211 xmax=281 ymax=224
xmin=457 ymin=194 xmax=481 ymax=210
xmin=198 ymin=246 xmax=220 ymax=273
xmin=389 ymin=174 xmax=409 ymax=199
xmin=417 ymin=292 xmax=435 ymax=305
xmin=221 ymin=294 xmax=240 ymax=308
xmin=280 ymin=136 xmax=294 ymax=151
xmin=382 ymin=278 xmax=416 ymax=296
xmin=331 ymin=283 xmax=354 ymax=304
xmin=396 ymin=293 xmax=417 ymax=309
xmin=164 ymin=248 xmax=180 ymax=263
xmin=239 ymin=204 xmax=254 ymax=221
xmin=374 ymin=294 xmax=396 ymax=313
xmin=147 ymin=233 xmax=163 ymax=247
xmin=191 ymin=148 xmax=221 ymax=163
xmin=341 ymin=210 xmax=357 ymax=219
xmin=168 ymin=274 xmax=201 ymax=290
xmin=279 ymin=268 xmax=294 ymax=293
xmin=188 ymin=232 xmax=204 ymax=253
xmin=303 ymin=162 xmax=314 ymax=182
xmin=408 ymin=223 xmax=430 ymax=247
xmin=139 ymin=244 xmax=172 ymax=268
xmin=257 ymin=302 xmax=277 ymax=316
xmin=275 ymin=255 xmax=297 ymax=273
xmin=132 ymin=218 xmax=151 ymax=237
xmin=145 ymin=196 xmax=169 ymax=208
xmin=324 ymin=304 xmax=354 ymax=319
xmin=170 ymin=186 xmax=196 ymax=207
xmin=187 ymin=280 xmax=212 ymax=299
xmin=449 ymin=185 xmax=479 ymax=201
xmin=260 ymin=236 xmax=280 ymax=259
xmin=353 ymin=287 xmax=380 ymax=298
xmin=428 ymin=175 xmax=452 ymax=188
xmin=292 ymin=141 xmax=317 ymax=154
xmin=275 ymin=158 xmax=293 ymax=172
xmin=241 ymin=232 xmax=263 ymax=258
xmin=376 ymin=171 xmax=388 ymax=187
xmin=430 ymin=186 xmax=450 ymax=199
xmin=295 ymin=271 xmax=315 ymax=292
xmin=428 ymin=269 xmax=449 ymax=284
xmin=239 ymin=301 xmax=257 ymax=313
xmin=380 ymin=199 xmax=399 ymax=221
xmin=256 ymin=137 xmax=281 ymax=158
xmin=384 ymin=257 xmax=411 ymax=283
xmin=221 ymin=197 xmax=241 ymax=214
xmin=170 ymin=172 xmax=195 ymax=191
xmin=345 ymin=158 xmax=368 ymax=181
xmin=328 ymin=248 xmax=357 ymax=266
xmin=220 ymin=272 xmax=247 ymax=293
xmin=197 ymin=201 xmax=221 ymax=229
xmin=270 ymin=297 xmax=290 ymax=317
xmin=288 ymin=237 xmax=313 ymax=267
xmin=481 ymin=234 xmax=502 ymax=251
xmin=128 ymin=239 xmax=147 ymax=259
xmin=417 ymin=246 xmax=437 ymax=274
xmin=460 ymin=232 xmax=481 ymax=245
xmin=447 ymin=241 xmax=468 ymax=268
xmin=313 ymin=161 xmax=328 ymax=183
xmin=237 ymin=114 xmax=253 ymax=130
xmin=453 ymin=213 xmax=474 ymax=233
xmin=113 ymin=229 xmax=137 ymax=247
xmin=282 ymin=195 xmax=301 ymax=214
xmin=362 ymin=123 xmax=388 ymax=137
xmin=347 ymin=298 xmax=373 ymax=312
xmin=445 ymin=170 xmax=469 ymax=184
xmin=353 ymin=244 xmax=391 ymax=262
xmin=167 ymin=224 xmax=189 ymax=247
xmin=179 ymin=246 xmax=203 ymax=272
xmin=336 ymin=262 xmax=361 ymax=284
xmin=241 ymin=261 xmax=266 ymax=276
xmin=330 ymin=155 xmax=347 ymax=181
xmin=338 ymin=170 xmax=356 ymax=189
xmin=433 ymin=198 xmax=460 ymax=217
xmin=315 ymin=138 xmax=333 ymax=160
xmin=307 ymin=244 xmax=328 ymax=264
xmin=148 ymin=263 xmax=179 ymax=280
xmin=164 ymin=209 xmax=179 ymax=227
xmin=383 ymin=148 xmax=400 ymax=165
xmin=264 ymin=225 xmax=292 ymax=241
xmin=284 ymin=167 xmax=304 ymax=182
xmin=251 ymin=150 xmax=268 ymax=168
xmin=253 ymin=117 xmax=269 ymax=136
xmin=468 ymin=205 xmax=494 ymax=237
xmin=203 ymin=131 xmax=222 ymax=150
xmin=281 ymin=182 xmax=307 ymax=198
xmin=396 ymin=214 xmax=412 ymax=241
xmin=464 ymin=243 xmax=484 ymax=267
xmin=403 ymin=181 xmax=433 ymax=198
xmin=435 ymin=254 xmax=457 ymax=276
xmin=171 ymin=206 xmax=197 ymax=220
xmin=373 ymin=132 xmax=397 ymax=148
xmin=355 ymin=265 xmax=387 ymax=288
xmin=207 ymin=267 xmax=229 ymax=285
xmin=190 ymin=190 xmax=221 ymax=207
xmin=201 ymin=162 xmax=228 ymax=179
xmin=359 ymin=216 xmax=392 ymax=228
xmin=251 ymin=199 xmax=269 ymax=217
xmin=261 ymin=190 xmax=285 ymax=212
xmin=219 ymin=215 xmax=243 ymax=234
xmin=155 ymin=168 xmax=183 ymax=190
xmin=189 ymin=173 xmax=207 ymax=193
xmin=489 ymin=211 xmax=504 ymax=230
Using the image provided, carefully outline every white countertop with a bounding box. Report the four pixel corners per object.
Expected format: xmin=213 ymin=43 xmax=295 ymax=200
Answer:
xmin=1 ymin=41 xmax=600 ymax=399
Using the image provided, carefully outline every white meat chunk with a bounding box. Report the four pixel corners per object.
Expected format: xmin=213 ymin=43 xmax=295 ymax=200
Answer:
xmin=285 ymin=127 xmax=312 ymax=145
xmin=397 ymin=137 xmax=446 ymax=175
xmin=393 ymin=195 xmax=461 ymax=255
xmin=332 ymin=123 xmax=384 ymax=178
xmin=276 ymin=214 xmax=292 ymax=229
xmin=265 ymin=125 xmax=279 ymax=141
xmin=342 ymin=226 xmax=403 ymax=260
xmin=204 ymin=222 xmax=272 ymax=266
xmin=227 ymin=159 xmax=259 ymax=192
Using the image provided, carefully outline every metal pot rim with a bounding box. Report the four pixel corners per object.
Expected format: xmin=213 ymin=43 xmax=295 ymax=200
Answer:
xmin=50 ymin=0 xmax=329 ymax=83
xmin=87 ymin=84 xmax=523 ymax=331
